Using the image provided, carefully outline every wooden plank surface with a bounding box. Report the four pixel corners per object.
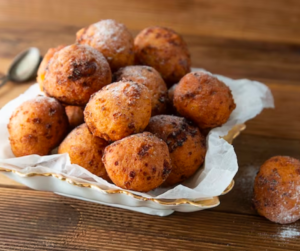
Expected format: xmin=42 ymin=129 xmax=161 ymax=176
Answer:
xmin=1 ymin=22 xmax=300 ymax=85
xmin=1 ymin=24 xmax=300 ymax=140
xmin=1 ymin=187 xmax=300 ymax=251
xmin=0 ymin=0 xmax=300 ymax=44
xmin=218 ymin=134 xmax=300 ymax=215
xmin=1 ymin=0 xmax=300 ymax=250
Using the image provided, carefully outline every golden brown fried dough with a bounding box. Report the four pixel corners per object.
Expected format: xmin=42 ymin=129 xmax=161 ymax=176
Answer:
xmin=65 ymin=106 xmax=84 ymax=129
xmin=102 ymin=132 xmax=172 ymax=192
xmin=146 ymin=115 xmax=206 ymax=186
xmin=43 ymin=44 xmax=111 ymax=106
xmin=113 ymin=65 xmax=168 ymax=116
xmin=37 ymin=45 xmax=65 ymax=91
xmin=76 ymin=19 xmax=134 ymax=72
xmin=84 ymin=81 xmax=151 ymax=142
xmin=134 ymin=26 xmax=191 ymax=86
xmin=174 ymin=71 xmax=236 ymax=129
xmin=8 ymin=96 xmax=68 ymax=157
xmin=253 ymin=156 xmax=300 ymax=224
xmin=58 ymin=123 xmax=110 ymax=180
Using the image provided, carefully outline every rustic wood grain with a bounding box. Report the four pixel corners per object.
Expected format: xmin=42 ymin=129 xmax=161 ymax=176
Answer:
xmin=245 ymin=83 xmax=300 ymax=140
xmin=1 ymin=23 xmax=300 ymax=85
xmin=1 ymin=24 xmax=300 ymax=139
xmin=0 ymin=187 xmax=300 ymax=250
xmin=0 ymin=0 xmax=300 ymax=44
xmin=1 ymin=133 xmax=300 ymax=216
xmin=218 ymin=134 xmax=300 ymax=214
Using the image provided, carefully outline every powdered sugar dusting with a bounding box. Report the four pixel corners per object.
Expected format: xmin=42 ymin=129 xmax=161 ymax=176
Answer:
xmin=275 ymin=206 xmax=300 ymax=225
xmin=108 ymin=81 xmax=126 ymax=98
xmin=107 ymin=81 xmax=146 ymax=102
xmin=115 ymin=66 xmax=157 ymax=84
xmin=279 ymin=227 xmax=300 ymax=239
xmin=89 ymin=19 xmax=131 ymax=52
xmin=257 ymin=224 xmax=300 ymax=243
xmin=115 ymin=47 xmax=125 ymax=53
xmin=271 ymin=184 xmax=300 ymax=224
xmin=33 ymin=95 xmax=57 ymax=104
xmin=94 ymin=20 xmax=123 ymax=40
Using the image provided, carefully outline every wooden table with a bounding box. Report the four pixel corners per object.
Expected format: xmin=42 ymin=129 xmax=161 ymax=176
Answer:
xmin=1 ymin=1 xmax=300 ymax=250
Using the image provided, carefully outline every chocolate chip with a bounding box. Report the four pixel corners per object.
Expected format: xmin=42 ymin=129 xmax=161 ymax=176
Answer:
xmin=129 ymin=171 xmax=136 ymax=179
xmin=33 ymin=118 xmax=41 ymax=124
xmin=162 ymin=160 xmax=172 ymax=178
xmin=68 ymin=61 xmax=97 ymax=81
xmin=138 ymin=144 xmax=151 ymax=157
xmin=152 ymin=166 xmax=157 ymax=174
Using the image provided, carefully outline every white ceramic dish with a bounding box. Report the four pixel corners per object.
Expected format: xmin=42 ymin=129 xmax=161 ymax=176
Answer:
xmin=0 ymin=125 xmax=241 ymax=216
xmin=0 ymin=68 xmax=274 ymax=216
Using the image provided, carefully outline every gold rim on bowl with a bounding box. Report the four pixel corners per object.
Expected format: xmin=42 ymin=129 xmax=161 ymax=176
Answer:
xmin=0 ymin=124 xmax=245 ymax=208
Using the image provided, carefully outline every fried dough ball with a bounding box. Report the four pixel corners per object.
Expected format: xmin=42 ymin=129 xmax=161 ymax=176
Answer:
xmin=174 ymin=71 xmax=236 ymax=129
xmin=113 ymin=66 xmax=168 ymax=116
xmin=43 ymin=44 xmax=111 ymax=106
xmin=65 ymin=106 xmax=84 ymax=129
xmin=37 ymin=45 xmax=65 ymax=91
xmin=84 ymin=81 xmax=151 ymax=142
xmin=76 ymin=19 xmax=134 ymax=72
xmin=146 ymin=115 xmax=206 ymax=186
xmin=8 ymin=96 xmax=68 ymax=157
xmin=134 ymin=26 xmax=191 ymax=86
xmin=102 ymin=132 xmax=172 ymax=192
xmin=253 ymin=156 xmax=300 ymax=224
xmin=58 ymin=123 xmax=110 ymax=181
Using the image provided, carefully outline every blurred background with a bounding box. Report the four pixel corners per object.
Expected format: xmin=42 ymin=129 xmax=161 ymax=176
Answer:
xmin=0 ymin=0 xmax=299 ymax=140
xmin=1 ymin=0 xmax=299 ymax=82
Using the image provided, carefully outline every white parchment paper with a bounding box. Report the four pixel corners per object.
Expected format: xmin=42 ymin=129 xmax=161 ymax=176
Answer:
xmin=0 ymin=69 xmax=274 ymax=200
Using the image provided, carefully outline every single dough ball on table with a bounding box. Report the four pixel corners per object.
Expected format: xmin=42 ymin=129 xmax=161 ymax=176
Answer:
xmin=58 ymin=123 xmax=110 ymax=181
xmin=43 ymin=44 xmax=111 ymax=106
xmin=84 ymin=81 xmax=151 ymax=142
xmin=37 ymin=45 xmax=65 ymax=91
xmin=146 ymin=115 xmax=206 ymax=186
xmin=253 ymin=156 xmax=300 ymax=224
xmin=76 ymin=19 xmax=134 ymax=72
xmin=113 ymin=65 xmax=168 ymax=116
xmin=174 ymin=71 xmax=236 ymax=129
xmin=102 ymin=132 xmax=172 ymax=192
xmin=134 ymin=26 xmax=191 ymax=86
xmin=65 ymin=106 xmax=84 ymax=129
xmin=8 ymin=96 xmax=68 ymax=157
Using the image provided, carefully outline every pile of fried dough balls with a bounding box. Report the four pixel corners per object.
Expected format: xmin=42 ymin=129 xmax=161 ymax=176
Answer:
xmin=8 ymin=19 xmax=236 ymax=193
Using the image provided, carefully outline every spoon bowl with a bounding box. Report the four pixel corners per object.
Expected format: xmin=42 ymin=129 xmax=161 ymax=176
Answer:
xmin=0 ymin=47 xmax=41 ymax=88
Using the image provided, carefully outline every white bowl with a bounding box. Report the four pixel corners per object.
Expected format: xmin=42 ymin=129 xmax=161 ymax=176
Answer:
xmin=0 ymin=124 xmax=243 ymax=216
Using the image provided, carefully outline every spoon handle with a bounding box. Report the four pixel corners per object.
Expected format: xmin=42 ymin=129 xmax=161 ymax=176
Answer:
xmin=0 ymin=76 xmax=9 ymax=88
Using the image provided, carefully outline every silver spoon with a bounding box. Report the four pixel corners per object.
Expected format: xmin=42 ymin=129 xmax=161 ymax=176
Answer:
xmin=0 ymin=47 xmax=41 ymax=88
